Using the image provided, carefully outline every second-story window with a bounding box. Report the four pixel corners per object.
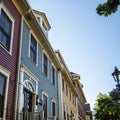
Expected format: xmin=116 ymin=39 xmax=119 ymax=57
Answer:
xmin=52 ymin=66 xmax=55 ymax=86
xmin=0 ymin=8 xmax=13 ymax=52
xmin=43 ymin=53 xmax=48 ymax=77
xmin=30 ymin=35 xmax=37 ymax=64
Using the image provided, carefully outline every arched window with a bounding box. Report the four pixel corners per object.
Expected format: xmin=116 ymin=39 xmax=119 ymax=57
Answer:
xmin=23 ymin=80 xmax=35 ymax=93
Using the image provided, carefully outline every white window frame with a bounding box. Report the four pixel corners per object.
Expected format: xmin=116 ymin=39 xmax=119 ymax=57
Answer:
xmin=0 ymin=2 xmax=14 ymax=55
xmin=42 ymin=91 xmax=48 ymax=118
xmin=0 ymin=65 xmax=10 ymax=120
xmin=28 ymin=32 xmax=38 ymax=66
xmin=51 ymin=99 xmax=56 ymax=117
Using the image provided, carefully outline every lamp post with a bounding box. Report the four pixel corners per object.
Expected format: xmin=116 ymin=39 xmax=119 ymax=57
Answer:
xmin=112 ymin=66 xmax=120 ymax=91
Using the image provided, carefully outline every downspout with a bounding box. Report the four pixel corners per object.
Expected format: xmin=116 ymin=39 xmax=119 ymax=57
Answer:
xmin=14 ymin=16 xmax=23 ymax=120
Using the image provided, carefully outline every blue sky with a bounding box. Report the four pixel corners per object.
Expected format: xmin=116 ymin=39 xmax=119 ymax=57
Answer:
xmin=28 ymin=0 xmax=120 ymax=110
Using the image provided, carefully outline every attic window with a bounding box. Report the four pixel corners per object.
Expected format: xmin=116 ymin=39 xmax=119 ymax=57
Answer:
xmin=42 ymin=21 xmax=47 ymax=30
xmin=37 ymin=17 xmax=40 ymax=23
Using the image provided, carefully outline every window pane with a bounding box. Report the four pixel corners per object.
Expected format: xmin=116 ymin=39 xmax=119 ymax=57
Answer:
xmin=0 ymin=74 xmax=6 ymax=95
xmin=52 ymin=102 xmax=55 ymax=116
xmin=30 ymin=49 xmax=36 ymax=63
xmin=0 ymin=95 xmax=4 ymax=118
xmin=43 ymin=94 xmax=47 ymax=118
xmin=52 ymin=67 xmax=55 ymax=85
xmin=0 ymin=74 xmax=6 ymax=118
xmin=0 ymin=9 xmax=12 ymax=51
xmin=44 ymin=54 xmax=48 ymax=77
xmin=30 ymin=35 xmax=37 ymax=63
xmin=5 ymin=19 xmax=12 ymax=35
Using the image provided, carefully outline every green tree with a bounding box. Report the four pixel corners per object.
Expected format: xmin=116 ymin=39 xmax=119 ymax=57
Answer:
xmin=96 ymin=0 xmax=120 ymax=16
xmin=94 ymin=92 xmax=120 ymax=120
xmin=109 ymin=89 xmax=120 ymax=101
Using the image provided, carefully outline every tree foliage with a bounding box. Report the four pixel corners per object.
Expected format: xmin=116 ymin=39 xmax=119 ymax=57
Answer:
xmin=96 ymin=0 xmax=120 ymax=16
xmin=109 ymin=89 xmax=120 ymax=101
xmin=94 ymin=91 xmax=120 ymax=120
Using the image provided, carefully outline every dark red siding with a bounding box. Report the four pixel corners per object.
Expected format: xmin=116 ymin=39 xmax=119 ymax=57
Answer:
xmin=0 ymin=0 xmax=21 ymax=119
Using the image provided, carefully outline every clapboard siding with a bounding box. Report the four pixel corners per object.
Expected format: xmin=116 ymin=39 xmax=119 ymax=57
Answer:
xmin=0 ymin=0 xmax=21 ymax=120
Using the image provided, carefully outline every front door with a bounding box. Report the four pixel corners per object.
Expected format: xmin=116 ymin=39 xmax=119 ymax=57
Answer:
xmin=22 ymin=89 xmax=33 ymax=120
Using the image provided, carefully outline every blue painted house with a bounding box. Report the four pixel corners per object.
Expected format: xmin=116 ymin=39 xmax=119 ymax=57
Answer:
xmin=13 ymin=0 xmax=62 ymax=119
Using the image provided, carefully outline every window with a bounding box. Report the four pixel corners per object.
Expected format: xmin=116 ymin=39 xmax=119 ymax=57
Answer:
xmin=62 ymin=79 xmax=64 ymax=91
xmin=0 ymin=73 xmax=6 ymax=118
xmin=52 ymin=101 xmax=56 ymax=116
xmin=0 ymin=7 xmax=13 ymax=52
xmin=43 ymin=53 xmax=48 ymax=77
xmin=63 ymin=103 xmax=66 ymax=120
xmin=69 ymin=90 xmax=71 ymax=101
xmin=42 ymin=21 xmax=47 ymax=31
xmin=30 ymin=34 xmax=37 ymax=64
xmin=43 ymin=94 xmax=47 ymax=118
xmin=66 ymin=84 xmax=68 ymax=96
xmin=37 ymin=17 xmax=40 ymax=23
xmin=52 ymin=66 xmax=55 ymax=86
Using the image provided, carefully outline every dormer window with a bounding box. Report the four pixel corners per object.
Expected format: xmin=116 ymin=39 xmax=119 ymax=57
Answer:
xmin=42 ymin=21 xmax=47 ymax=31
xmin=37 ymin=17 xmax=40 ymax=23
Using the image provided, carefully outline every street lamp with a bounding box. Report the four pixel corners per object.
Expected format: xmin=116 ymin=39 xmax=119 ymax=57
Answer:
xmin=112 ymin=66 xmax=120 ymax=91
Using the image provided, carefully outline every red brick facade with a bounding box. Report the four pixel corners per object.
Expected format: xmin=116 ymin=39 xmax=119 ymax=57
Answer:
xmin=0 ymin=0 xmax=21 ymax=119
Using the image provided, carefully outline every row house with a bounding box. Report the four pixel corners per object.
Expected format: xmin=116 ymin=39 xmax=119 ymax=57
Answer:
xmin=70 ymin=72 xmax=87 ymax=120
xmin=0 ymin=0 xmax=88 ymax=120
xmin=0 ymin=0 xmax=21 ymax=120
xmin=12 ymin=0 xmax=62 ymax=119
xmin=55 ymin=50 xmax=79 ymax=120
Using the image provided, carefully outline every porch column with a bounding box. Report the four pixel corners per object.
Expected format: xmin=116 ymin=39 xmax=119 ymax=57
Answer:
xmin=18 ymin=67 xmax=24 ymax=119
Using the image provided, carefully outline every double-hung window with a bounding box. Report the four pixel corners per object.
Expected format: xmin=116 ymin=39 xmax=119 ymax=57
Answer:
xmin=52 ymin=66 xmax=55 ymax=86
xmin=0 ymin=73 xmax=6 ymax=118
xmin=43 ymin=53 xmax=48 ymax=77
xmin=30 ymin=34 xmax=37 ymax=64
xmin=0 ymin=6 xmax=14 ymax=53
xmin=43 ymin=94 xmax=47 ymax=118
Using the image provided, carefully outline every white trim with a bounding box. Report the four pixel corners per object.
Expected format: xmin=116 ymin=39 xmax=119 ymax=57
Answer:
xmin=42 ymin=49 xmax=44 ymax=73
xmin=23 ymin=80 xmax=36 ymax=93
xmin=0 ymin=65 xmax=10 ymax=120
xmin=28 ymin=32 xmax=31 ymax=59
xmin=21 ymin=65 xmax=39 ymax=82
xmin=47 ymin=58 xmax=49 ymax=79
xmin=0 ymin=2 xmax=15 ymax=55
